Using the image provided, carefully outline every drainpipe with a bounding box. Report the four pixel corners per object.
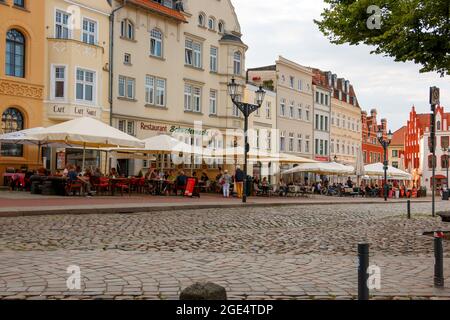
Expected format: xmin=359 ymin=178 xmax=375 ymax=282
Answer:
xmin=109 ymin=0 xmax=126 ymax=126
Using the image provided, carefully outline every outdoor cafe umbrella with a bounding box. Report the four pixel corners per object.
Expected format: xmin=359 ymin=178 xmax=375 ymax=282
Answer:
xmin=364 ymin=163 xmax=412 ymax=180
xmin=0 ymin=127 xmax=77 ymax=164
xmin=28 ymin=117 xmax=144 ymax=170
xmin=282 ymin=162 xmax=355 ymax=175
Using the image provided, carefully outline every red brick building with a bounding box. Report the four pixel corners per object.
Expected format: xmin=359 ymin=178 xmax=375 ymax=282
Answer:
xmin=361 ymin=109 xmax=387 ymax=164
xmin=404 ymin=105 xmax=449 ymax=188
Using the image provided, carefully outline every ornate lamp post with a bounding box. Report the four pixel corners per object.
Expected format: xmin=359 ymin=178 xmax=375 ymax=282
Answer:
xmin=228 ymin=78 xmax=266 ymax=203
xmin=377 ymin=129 xmax=393 ymax=201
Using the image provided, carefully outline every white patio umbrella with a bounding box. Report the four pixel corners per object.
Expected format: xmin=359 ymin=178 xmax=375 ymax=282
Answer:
xmin=28 ymin=117 xmax=144 ymax=170
xmin=355 ymin=147 xmax=365 ymax=185
xmin=0 ymin=127 xmax=77 ymax=163
xmin=282 ymin=162 xmax=355 ymax=175
xmin=364 ymin=163 xmax=412 ymax=180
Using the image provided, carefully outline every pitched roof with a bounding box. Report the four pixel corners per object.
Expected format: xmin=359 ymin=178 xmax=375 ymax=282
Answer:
xmin=391 ymin=126 xmax=406 ymax=146
xmin=126 ymin=0 xmax=187 ymax=23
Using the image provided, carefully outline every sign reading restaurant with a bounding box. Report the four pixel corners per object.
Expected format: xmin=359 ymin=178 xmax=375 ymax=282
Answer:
xmin=140 ymin=121 xmax=208 ymax=136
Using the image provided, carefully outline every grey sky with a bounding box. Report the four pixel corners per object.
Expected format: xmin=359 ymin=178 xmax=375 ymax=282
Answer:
xmin=234 ymin=0 xmax=450 ymax=132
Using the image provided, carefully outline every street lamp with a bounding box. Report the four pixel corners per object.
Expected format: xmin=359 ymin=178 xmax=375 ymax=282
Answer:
xmin=377 ymin=128 xmax=393 ymax=201
xmin=228 ymin=78 xmax=266 ymax=203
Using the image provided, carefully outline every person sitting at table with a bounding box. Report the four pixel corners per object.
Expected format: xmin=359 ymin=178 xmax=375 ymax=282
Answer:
xmin=279 ymin=179 xmax=288 ymax=197
xmin=78 ymin=168 xmax=93 ymax=197
xmin=145 ymin=168 xmax=157 ymax=180
xmin=175 ymin=171 xmax=188 ymax=196
xmin=109 ymin=168 xmax=118 ymax=179
xmin=261 ymin=177 xmax=270 ymax=196
xmin=346 ymin=177 xmax=354 ymax=188
xmin=201 ymin=172 xmax=209 ymax=183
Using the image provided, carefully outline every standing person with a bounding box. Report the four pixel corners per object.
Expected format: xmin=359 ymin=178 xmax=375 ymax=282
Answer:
xmin=235 ymin=166 xmax=244 ymax=198
xmin=222 ymin=170 xmax=232 ymax=198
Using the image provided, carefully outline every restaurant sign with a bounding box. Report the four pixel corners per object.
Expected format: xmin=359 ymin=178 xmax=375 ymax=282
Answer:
xmin=140 ymin=121 xmax=208 ymax=136
xmin=47 ymin=104 xmax=101 ymax=120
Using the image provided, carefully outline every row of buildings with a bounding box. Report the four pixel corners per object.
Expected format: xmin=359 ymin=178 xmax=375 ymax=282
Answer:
xmin=1 ymin=0 xmax=390 ymax=182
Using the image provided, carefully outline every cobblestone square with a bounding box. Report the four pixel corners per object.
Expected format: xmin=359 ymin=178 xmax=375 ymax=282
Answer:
xmin=1 ymin=201 xmax=450 ymax=300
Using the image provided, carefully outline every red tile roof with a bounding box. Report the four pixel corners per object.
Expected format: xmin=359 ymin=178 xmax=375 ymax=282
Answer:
xmin=391 ymin=126 xmax=406 ymax=146
xmin=127 ymin=0 xmax=187 ymax=23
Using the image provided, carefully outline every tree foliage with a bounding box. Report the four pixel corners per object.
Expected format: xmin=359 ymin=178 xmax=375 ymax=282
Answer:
xmin=315 ymin=0 xmax=450 ymax=76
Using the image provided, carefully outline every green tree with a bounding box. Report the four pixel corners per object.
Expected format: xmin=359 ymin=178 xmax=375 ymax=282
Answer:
xmin=315 ymin=0 xmax=450 ymax=76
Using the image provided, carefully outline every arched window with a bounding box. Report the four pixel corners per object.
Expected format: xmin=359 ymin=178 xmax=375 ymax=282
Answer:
xmin=198 ymin=13 xmax=206 ymax=27
xmin=428 ymin=155 xmax=437 ymax=170
xmin=233 ymin=51 xmax=241 ymax=75
xmin=437 ymin=120 xmax=441 ymax=131
xmin=218 ymin=21 xmax=225 ymax=33
xmin=1 ymin=108 xmax=24 ymax=157
xmin=208 ymin=17 xmax=216 ymax=30
xmin=150 ymin=28 xmax=163 ymax=57
xmin=120 ymin=19 xmax=134 ymax=40
xmin=442 ymin=155 xmax=449 ymax=169
xmin=5 ymin=29 xmax=25 ymax=78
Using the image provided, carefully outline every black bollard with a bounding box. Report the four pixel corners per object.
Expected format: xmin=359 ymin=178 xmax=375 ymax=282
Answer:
xmin=358 ymin=243 xmax=370 ymax=300
xmin=434 ymin=233 xmax=444 ymax=288
xmin=407 ymin=200 xmax=411 ymax=219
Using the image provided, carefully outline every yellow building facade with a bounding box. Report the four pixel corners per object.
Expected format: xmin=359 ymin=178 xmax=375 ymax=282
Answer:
xmin=0 ymin=0 xmax=45 ymax=183
xmin=43 ymin=0 xmax=111 ymax=170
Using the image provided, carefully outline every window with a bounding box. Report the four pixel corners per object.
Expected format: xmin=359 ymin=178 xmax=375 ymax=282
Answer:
xmin=55 ymin=10 xmax=70 ymax=39
xmin=82 ymin=18 xmax=97 ymax=45
xmin=442 ymin=155 xmax=449 ymax=169
xmin=209 ymin=90 xmax=217 ymax=115
xmin=218 ymin=21 xmax=225 ymax=33
xmin=184 ymin=84 xmax=202 ymax=113
xmin=315 ymin=139 xmax=319 ymax=155
xmin=320 ymin=115 xmax=324 ymax=131
xmin=124 ymin=53 xmax=131 ymax=65
xmin=150 ymin=29 xmax=163 ymax=57
xmin=324 ymin=117 xmax=328 ymax=131
xmin=120 ymin=19 xmax=134 ymax=40
xmin=185 ymin=39 xmax=202 ymax=68
xmin=76 ymin=69 xmax=95 ymax=103
xmin=305 ymin=110 xmax=310 ymax=121
xmin=289 ymin=133 xmax=294 ymax=152
xmin=1 ymin=108 xmax=24 ymax=157
xmin=297 ymin=106 xmax=302 ymax=120
xmin=280 ymin=99 xmax=286 ymax=117
xmin=298 ymin=79 xmax=302 ymax=91
xmin=298 ymin=135 xmax=303 ymax=153
xmin=210 ymin=46 xmax=218 ymax=72
xmin=5 ymin=29 xmax=25 ymax=78
xmin=118 ymin=119 xmax=135 ymax=136
xmin=428 ymin=155 xmax=437 ymax=170
xmin=233 ymin=51 xmax=241 ymax=75
xmin=290 ymin=76 xmax=294 ymax=89
xmin=198 ymin=13 xmax=206 ymax=27
xmin=392 ymin=150 xmax=399 ymax=158
xmin=118 ymin=75 xmax=134 ymax=100
xmin=14 ymin=0 xmax=25 ymax=8
xmin=53 ymin=66 xmax=66 ymax=99
xmin=280 ymin=132 xmax=286 ymax=152
xmin=208 ymin=17 xmax=216 ymax=30
xmin=266 ymin=101 xmax=271 ymax=119
xmin=289 ymin=104 xmax=294 ymax=118
xmin=145 ymin=76 xmax=154 ymax=105
xmin=315 ymin=114 xmax=319 ymax=130
xmin=437 ymin=121 xmax=442 ymax=131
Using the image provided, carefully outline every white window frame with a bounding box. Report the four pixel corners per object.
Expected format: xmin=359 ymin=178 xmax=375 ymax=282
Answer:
xmin=82 ymin=17 xmax=98 ymax=45
xmin=150 ymin=28 xmax=163 ymax=58
xmin=75 ymin=67 xmax=96 ymax=104
xmin=210 ymin=46 xmax=218 ymax=73
xmin=50 ymin=64 xmax=67 ymax=101
xmin=209 ymin=89 xmax=217 ymax=115
xmin=145 ymin=75 xmax=154 ymax=105
xmin=118 ymin=75 xmax=135 ymax=100
xmin=233 ymin=51 xmax=241 ymax=76
xmin=55 ymin=9 xmax=71 ymax=39
xmin=155 ymin=78 xmax=166 ymax=107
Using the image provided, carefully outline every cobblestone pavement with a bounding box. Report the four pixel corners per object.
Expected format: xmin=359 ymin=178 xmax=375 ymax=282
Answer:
xmin=0 ymin=202 xmax=450 ymax=300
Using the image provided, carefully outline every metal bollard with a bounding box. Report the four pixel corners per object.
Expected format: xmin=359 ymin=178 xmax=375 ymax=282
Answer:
xmin=434 ymin=232 xmax=445 ymax=288
xmin=358 ymin=243 xmax=370 ymax=300
xmin=407 ymin=200 xmax=411 ymax=219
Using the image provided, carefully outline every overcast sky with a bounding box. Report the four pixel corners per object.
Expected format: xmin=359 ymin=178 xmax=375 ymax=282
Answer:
xmin=234 ymin=0 xmax=450 ymax=132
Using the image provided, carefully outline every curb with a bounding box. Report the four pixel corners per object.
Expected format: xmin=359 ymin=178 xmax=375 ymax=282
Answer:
xmin=0 ymin=199 xmax=433 ymax=218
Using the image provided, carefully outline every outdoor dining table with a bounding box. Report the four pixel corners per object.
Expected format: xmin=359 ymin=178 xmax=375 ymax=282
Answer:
xmin=109 ymin=178 xmax=129 ymax=196
xmin=150 ymin=179 xmax=174 ymax=196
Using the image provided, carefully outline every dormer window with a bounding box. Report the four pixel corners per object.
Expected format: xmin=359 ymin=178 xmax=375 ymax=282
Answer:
xmin=198 ymin=13 xmax=206 ymax=27
xmin=121 ymin=19 xmax=134 ymax=40
xmin=218 ymin=21 xmax=225 ymax=33
xmin=208 ymin=17 xmax=216 ymax=31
